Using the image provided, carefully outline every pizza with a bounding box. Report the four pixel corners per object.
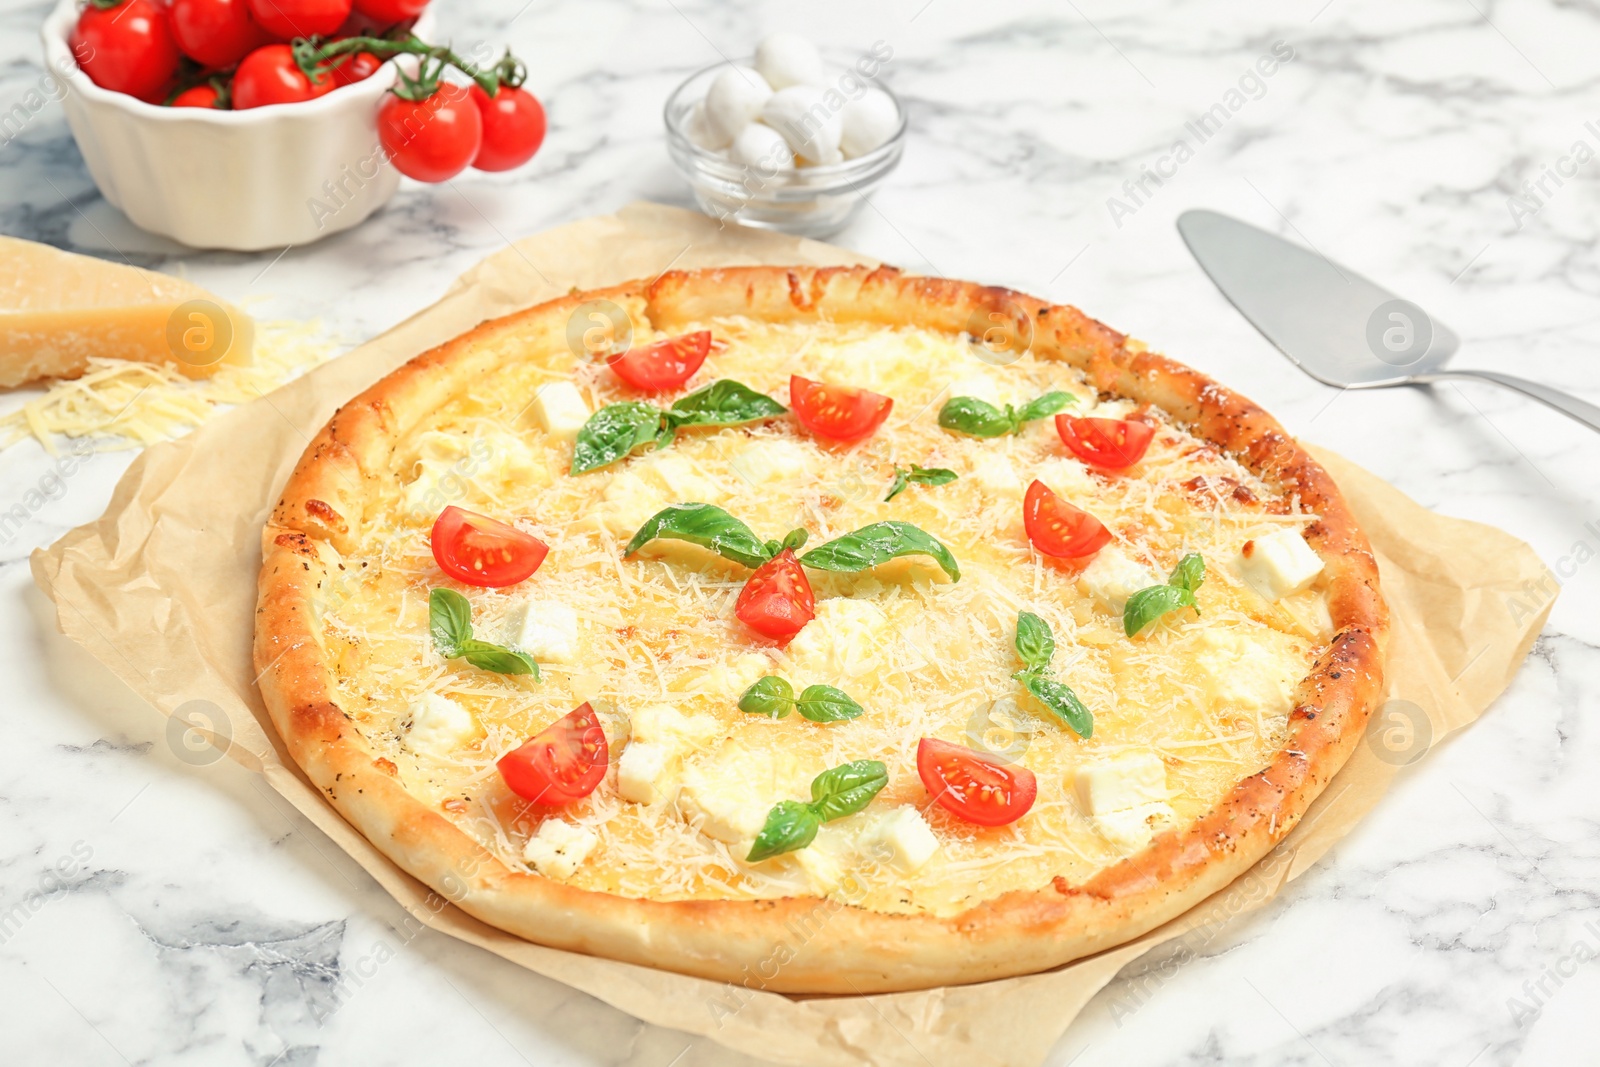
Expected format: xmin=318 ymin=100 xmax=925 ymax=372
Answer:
xmin=254 ymin=266 xmax=1387 ymax=993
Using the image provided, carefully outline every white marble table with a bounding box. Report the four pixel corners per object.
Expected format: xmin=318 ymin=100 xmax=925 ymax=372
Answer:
xmin=3 ymin=0 xmax=1599 ymax=1063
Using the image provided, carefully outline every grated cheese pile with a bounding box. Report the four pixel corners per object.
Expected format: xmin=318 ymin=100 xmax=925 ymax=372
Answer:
xmin=0 ymin=319 xmax=338 ymax=453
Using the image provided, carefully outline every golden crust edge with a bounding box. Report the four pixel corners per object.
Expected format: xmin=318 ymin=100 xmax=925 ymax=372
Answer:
xmin=253 ymin=265 xmax=1389 ymax=994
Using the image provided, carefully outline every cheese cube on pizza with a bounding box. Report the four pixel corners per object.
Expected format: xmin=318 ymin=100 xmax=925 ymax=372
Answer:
xmin=1091 ymin=803 xmax=1174 ymax=853
xmin=1237 ymin=527 xmax=1324 ymax=600
xmin=869 ymin=807 xmax=940 ymax=872
xmin=531 ymin=381 xmax=590 ymax=441
xmin=523 ymin=819 xmax=598 ymax=879
xmin=616 ymin=742 xmax=671 ymax=805
xmin=504 ymin=599 xmax=579 ymax=664
xmin=1077 ymin=545 xmax=1155 ymax=613
xmin=616 ymin=704 xmax=722 ymax=806
xmin=404 ymin=693 xmax=477 ymax=755
xmin=1072 ymin=750 xmax=1169 ymax=815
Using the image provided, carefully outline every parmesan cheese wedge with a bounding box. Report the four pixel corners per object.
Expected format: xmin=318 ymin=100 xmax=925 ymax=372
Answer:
xmin=0 ymin=236 xmax=253 ymax=387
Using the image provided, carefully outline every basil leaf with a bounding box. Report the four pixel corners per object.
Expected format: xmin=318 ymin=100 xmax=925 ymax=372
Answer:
xmin=571 ymin=402 xmax=664 ymax=475
xmin=429 ymin=589 xmax=539 ymax=677
xmin=738 ymin=675 xmax=795 ymax=718
xmin=428 ymin=588 xmax=472 ymax=657
xmin=747 ymin=800 xmax=821 ymax=862
xmin=795 ymin=684 xmax=864 ymax=723
xmin=570 ymin=382 xmax=786 ymax=477
xmin=885 ymin=469 xmax=909 ymax=502
xmin=1122 ymin=584 xmax=1194 ymax=637
xmin=908 ymin=464 xmax=958 ymax=487
xmin=1170 ymin=552 xmax=1206 ymax=595
xmin=766 ymin=528 xmax=810 ymax=557
xmin=885 ymin=464 xmax=958 ymax=502
xmin=939 ymin=392 xmax=1071 ymax=438
xmin=747 ymin=759 xmax=889 ymax=862
xmin=800 ymin=520 xmax=960 ymax=582
xmin=738 ymin=677 xmax=861 ymax=723
xmin=667 ymin=379 xmax=786 ymax=428
xmin=625 ymin=503 xmax=773 ymax=569
xmin=938 ymin=396 xmax=1015 ymax=438
xmin=1021 ymin=674 xmax=1093 ymax=738
xmin=808 ymin=759 xmax=888 ymax=821
xmin=1011 ymin=609 xmax=1092 ymax=736
xmin=1124 ymin=554 xmax=1206 ymax=636
xmin=458 ymin=639 xmax=540 ymax=678
xmin=1015 ymin=390 xmax=1073 ymax=424
xmin=1014 ymin=611 xmax=1055 ymax=673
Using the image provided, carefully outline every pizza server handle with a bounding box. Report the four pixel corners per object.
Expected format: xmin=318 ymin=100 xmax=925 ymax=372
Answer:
xmin=1399 ymin=369 xmax=1600 ymax=434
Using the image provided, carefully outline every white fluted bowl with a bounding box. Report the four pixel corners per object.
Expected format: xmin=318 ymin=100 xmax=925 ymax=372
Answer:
xmin=40 ymin=0 xmax=433 ymax=250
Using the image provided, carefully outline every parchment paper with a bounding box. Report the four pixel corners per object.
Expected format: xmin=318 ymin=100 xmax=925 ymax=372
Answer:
xmin=31 ymin=202 xmax=1554 ymax=1067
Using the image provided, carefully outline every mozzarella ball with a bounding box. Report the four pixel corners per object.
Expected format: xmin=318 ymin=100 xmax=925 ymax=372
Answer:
xmin=683 ymin=100 xmax=731 ymax=151
xmin=754 ymin=32 xmax=825 ymax=90
xmin=760 ymin=86 xmax=843 ymax=165
xmin=729 ymin=122 xmax=796 ymax=172
xmin=704 ymin=65 xmax=772 ymax=145
xmin=840 ymin=86 xmax=899 ymax=158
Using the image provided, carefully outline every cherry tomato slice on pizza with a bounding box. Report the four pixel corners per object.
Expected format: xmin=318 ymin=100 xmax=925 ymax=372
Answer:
xmin=431 ymin=506 xmax=549 ymax=587
xmin=916 ymin=738 xmax=1037 ymax=826
xmin=607 ymin=331 xmax=712 ymax=391
xmin=789 ymin=376 xmax=893 ymax=444
xmin=498 ymin=703 xmax=608 ymax=805
xmin=734 ymin=549 xmax=815 ymax=642
xmin=1055 ymin=416 xmax=1155 ymax=470
xmin=1023 ymin=479 xmax=1112 ymax=559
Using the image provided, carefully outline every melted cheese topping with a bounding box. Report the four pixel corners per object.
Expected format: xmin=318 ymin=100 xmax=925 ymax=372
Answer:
xmin=311 ymin=317 xmax=1331 ymax=917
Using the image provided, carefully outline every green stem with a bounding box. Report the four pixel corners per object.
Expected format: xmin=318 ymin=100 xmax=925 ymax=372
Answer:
xmin=298 ymin=34 xmax=505 ymax=97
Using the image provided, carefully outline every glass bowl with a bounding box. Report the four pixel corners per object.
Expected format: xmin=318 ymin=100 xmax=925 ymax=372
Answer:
xmin=663 ymin=63 xmax=907 ymax=238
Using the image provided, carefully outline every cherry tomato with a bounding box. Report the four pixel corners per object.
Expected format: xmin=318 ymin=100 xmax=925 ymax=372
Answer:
xmin=378 ymin=82 xmax=484 ymax=182
xmin=606 ymin=331 xmax=711 ymax=392
xmin=789 ymin=376 xmax=893 ymax=444
xmin=498 ymin=703 xmax=609 ymax=806
xmin=329 ymin=49 xmax=382 ymax=87
xmin=1056 ymin=416 xmax=1155 ymax=470
xmin=431 ymin=506 xmax=549 ymax=587
xmin=244 ymin=0 xmax=350 ymax=39
xmin=170 ymin=0 xmax=263 ymax=68
xmin=73 ymin=0 xmax=181 ymax=102
xmin=351 ymin=0 xmax=429 ymax=23
xmin=917 ymin=738 xmax=1037 ymax=827
xmin=171 ymin=84 xmax=223 ymax=107
xmin=735 ymin=549 xmax=815 ymax=642
xmin=1022 ymin=479 xmax=1112 ymax=559
xmin=469 ymin=83 xmax=546 ymax=171
xmin=231 ymin=44 xmax=331 ymax=107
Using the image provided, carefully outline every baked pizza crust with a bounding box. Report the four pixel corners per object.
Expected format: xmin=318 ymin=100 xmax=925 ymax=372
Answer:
xmin=254 ymin=265 xmax=1387 ymax=993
